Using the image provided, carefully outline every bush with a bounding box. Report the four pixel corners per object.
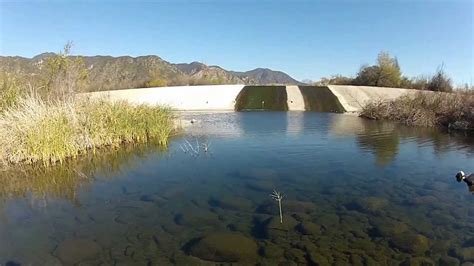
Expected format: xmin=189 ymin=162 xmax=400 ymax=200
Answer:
xmin=426 ymin=67 xmax=453 ymax=92
xmin=0 ymin=73 xmax=26 ymax=112
xmin=145 ymin=78 xmax=167 ymax=87
xmin=360 ymin=91 xmax=474 ymax=131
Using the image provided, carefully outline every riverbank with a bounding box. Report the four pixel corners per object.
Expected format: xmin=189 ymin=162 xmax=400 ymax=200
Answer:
xmin=0 ymin=95 xmax=175 ymax=166
xmin=360 ymin=91 xmax=474 ymax=132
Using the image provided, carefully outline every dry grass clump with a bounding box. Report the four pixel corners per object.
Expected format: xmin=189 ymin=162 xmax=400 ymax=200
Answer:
xmin=360 ymin=91 xmax=474 ymax=131
xmin=0 ymin=94 xmax=174 ymax=166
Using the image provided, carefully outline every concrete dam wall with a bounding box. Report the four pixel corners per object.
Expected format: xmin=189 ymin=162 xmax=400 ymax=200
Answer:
xmin=81 ymin=85 xmax=414 ymax=113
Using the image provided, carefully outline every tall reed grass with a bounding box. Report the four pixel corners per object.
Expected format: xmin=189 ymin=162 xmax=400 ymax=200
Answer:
xmin=0 ymin=94 xmax=174 ymax=166
xmin=360 ymin=91 xmax=474 ymax=131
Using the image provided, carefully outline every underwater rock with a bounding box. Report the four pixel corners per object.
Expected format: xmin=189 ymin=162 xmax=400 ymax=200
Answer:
xmin=186 ymin=232 xmax=258 ymax=262
xmin=438 ymin=256 xmax=460 ymax=266
xmin=258 ymin=200 xmax=317 ymax=215
xmin=454 ymin=247 xmax=474 ymax=261
xmin=307 ymin=251 xmax=331 ymax=266
xmin=139 ymin=194 xmax=167 ymax=205
xmin=371 ymin=218 xmax=409 ymax=238
xmin=246 ymin=180 xmax=275 ymax=192
xmin=350 ymin=239 xmax=376 ymax=252
xmin=261 ymin=242 xmax=284 ymax=258
xmin=208 ymin=195 xmax=253 ymax=211
xmin=55 ymin=238 xmax=101 ymax=265
xmin=411 ymin=195 xmax=438 ymax=206
xmin=350 ymin=254 xmax=365 ymax=266
xmin=174 ymin=210 xmax=219 ymax=227
xmin=346 ymin=197 xmax=388 ymax=214
xmin=247 ymin=168 xmax=278 ymax=179
xmin=162 ymin=186 xmax=186 ymax=199
xmin=285 ymin=248 xmax=307 ymax=264
xmin=463 ymin=238 xmax=474 ymax=248
xmin=264 ymin=216 xmax=298 ymax=239
xmin=314 ymin=213 xmax=340 ymax=227
xmin=171 ymin=252 xmax=211 ymax=265
xmin=401 ymin=257 xmax=435 ymax=266
xmin=390 ymin=233 xmax=430 ymax=256
xmin=292 ymin=213 xmax=312 ymax=222
xmin=297 ymin=221 xmax=321 ymax=235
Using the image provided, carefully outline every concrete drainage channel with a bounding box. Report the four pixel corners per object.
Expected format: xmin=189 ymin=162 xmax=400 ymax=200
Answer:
xmin=81 ymin=85 xmax=413 ymax=113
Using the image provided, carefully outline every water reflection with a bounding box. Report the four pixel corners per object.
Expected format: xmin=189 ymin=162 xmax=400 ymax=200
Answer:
xmin=330 ymin=114 xmax=474 ymax=166
xmin=0 ymin=142 xmax=165 ymax=203
xmin=356 ymin=122 xmax=400 ymax=166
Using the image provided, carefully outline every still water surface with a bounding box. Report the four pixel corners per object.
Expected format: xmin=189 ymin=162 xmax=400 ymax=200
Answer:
xmin=1 ymin=112 xmax=473 ymax=265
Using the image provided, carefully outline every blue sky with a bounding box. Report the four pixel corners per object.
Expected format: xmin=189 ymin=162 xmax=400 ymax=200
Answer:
xmin=0 ymin=0 xmax=472 ymax=84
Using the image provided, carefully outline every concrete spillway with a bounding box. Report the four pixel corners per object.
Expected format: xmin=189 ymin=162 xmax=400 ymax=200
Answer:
xmin=234 ymin=86 xmax=288 ymax=111
xmin=286 ymin=86 xmax=305 ymax=111
xmin=80 ymin=85 xmax=414 ymax=113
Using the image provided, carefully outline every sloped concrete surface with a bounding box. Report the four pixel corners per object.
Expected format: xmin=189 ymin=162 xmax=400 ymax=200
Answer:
xmin=286 ymin=86 xmax=305 ymax=111
xmin=79 ymin=85 xmax=246 ymax=111
xmin=327 ymin=85 xmax=414 ymax=113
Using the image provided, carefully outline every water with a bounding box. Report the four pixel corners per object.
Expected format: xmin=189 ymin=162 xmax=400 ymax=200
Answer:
xmin=1 ymin=112 xmax=473 ymax=265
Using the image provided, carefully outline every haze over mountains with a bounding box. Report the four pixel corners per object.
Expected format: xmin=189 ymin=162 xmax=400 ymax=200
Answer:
xmin=0 ymin=53 xmax=303 ymax=91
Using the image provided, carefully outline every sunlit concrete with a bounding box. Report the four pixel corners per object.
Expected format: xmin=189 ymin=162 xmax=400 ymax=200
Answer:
xmin=327 ymin=85 xmax=416 ymax=113
xmin=286 ymin=85 xmax=306 ymax=111
xmin=80 ymin=85 xmax=246 ymax=111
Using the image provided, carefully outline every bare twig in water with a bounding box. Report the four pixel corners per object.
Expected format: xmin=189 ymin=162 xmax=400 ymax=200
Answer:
xmin=201 ymin=140 xmax=211 ymax=153
xmin=179 ymin=137 xmax=211 ymax=157
xmin=270 ymin=189 xmax=284 ymax=224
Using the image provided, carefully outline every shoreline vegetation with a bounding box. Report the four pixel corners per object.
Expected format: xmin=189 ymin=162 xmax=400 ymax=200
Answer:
xmin=360 ymin=91 xmax=474 ymax=132
xmin=310 ymin=51 xmax=472 ymax=132
xmin=0 ymin=44 xmax=175 ymax=167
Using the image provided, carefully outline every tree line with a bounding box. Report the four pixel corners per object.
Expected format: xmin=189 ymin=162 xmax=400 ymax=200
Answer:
xmin=315 ymin=51 xmax=462 ymax=92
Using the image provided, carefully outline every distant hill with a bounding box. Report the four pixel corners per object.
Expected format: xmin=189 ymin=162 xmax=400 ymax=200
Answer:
xmin=231 ymin=68 xmax=303 ymax=85
xmin=0 ymin=54 xmax=304 ymax=91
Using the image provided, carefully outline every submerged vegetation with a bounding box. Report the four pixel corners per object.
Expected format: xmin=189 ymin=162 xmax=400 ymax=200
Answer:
xmin=0 ymin=43 xmax=175 ymax=166
xmin=360 ymin=91 xmax=474 ymax=131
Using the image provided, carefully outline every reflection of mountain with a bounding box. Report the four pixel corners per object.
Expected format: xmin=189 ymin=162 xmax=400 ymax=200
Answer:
xmin=0 ymin=143 xmax=163 ymax=203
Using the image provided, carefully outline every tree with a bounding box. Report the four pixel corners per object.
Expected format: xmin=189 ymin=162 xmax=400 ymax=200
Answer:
xmin=376 ymin=52 xmax=401 ymax=87
xmin=41 ymin=42 xmax=89 ymax=98
xmin=353 ymin=51 xmax=402 ymax=87
xmin=427 ymin=65 xmax=453 ymax=92
xmin=353 ymin=65 xmax=380 ymax=86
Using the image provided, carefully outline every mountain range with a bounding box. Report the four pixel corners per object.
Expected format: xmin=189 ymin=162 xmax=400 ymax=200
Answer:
xmin=0 ymin=53 xmax=303 ymax=91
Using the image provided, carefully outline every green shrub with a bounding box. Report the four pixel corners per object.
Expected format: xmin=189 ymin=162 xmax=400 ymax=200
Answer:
xmin=145 ymin=79 xmax=168 ymax=87
xmin=0 ymin=72 xmax=26 ymax=112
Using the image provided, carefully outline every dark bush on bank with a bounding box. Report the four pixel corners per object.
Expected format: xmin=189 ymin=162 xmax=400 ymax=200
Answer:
xmin=360 ymin=91 xmax=474 ymax=131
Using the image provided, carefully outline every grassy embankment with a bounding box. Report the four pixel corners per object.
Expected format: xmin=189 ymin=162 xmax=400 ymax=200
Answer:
xmin=360 ymin=91 xmax=474 ymax=132
xmin=234 ymin=86 xmax=288 ymax=111
xmin=0 ymin=50 xmax=175 ymax=167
